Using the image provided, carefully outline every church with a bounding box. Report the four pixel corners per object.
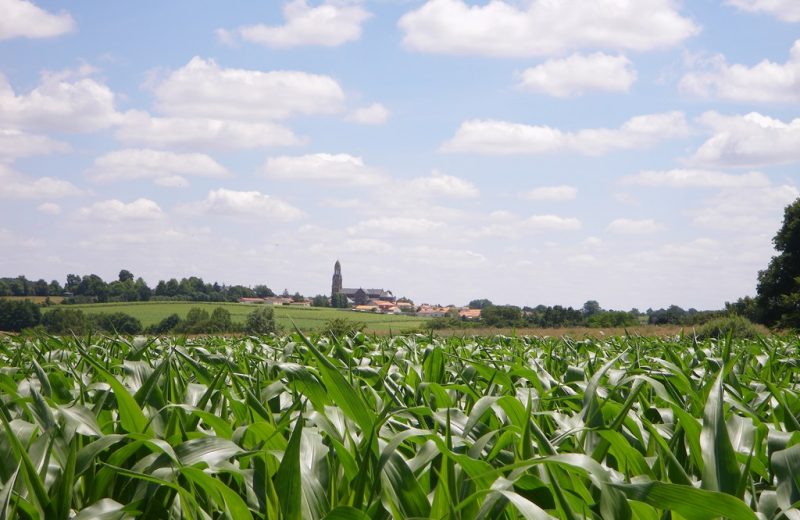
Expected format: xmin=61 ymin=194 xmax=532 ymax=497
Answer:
xmin=331 ymin=260 xmax=395 ymax=306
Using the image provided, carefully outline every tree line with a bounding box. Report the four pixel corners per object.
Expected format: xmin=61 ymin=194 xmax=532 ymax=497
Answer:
xmin=0 ymin=270 xmax=280 ymax=304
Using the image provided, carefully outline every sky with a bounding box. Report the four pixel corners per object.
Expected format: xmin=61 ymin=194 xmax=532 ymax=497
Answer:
xmin=0 ymin=0 xmax=798 ymax=310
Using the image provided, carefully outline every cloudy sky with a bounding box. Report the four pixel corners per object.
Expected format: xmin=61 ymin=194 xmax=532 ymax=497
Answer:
xmin=1 ymin=0 xmax=798 ymax=309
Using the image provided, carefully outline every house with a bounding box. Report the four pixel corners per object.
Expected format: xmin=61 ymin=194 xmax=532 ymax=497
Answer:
xmin=459 ymin=308 xmax=482 ymax=320
xmin=239 ymin=297 xmax=265 ymax=304
xmin=416 ymin=304 xmax=450 ymax=318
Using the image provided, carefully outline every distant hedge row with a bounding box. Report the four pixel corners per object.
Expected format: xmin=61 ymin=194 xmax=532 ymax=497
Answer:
xmin=0 ymin=300 xmax=277 ymax=335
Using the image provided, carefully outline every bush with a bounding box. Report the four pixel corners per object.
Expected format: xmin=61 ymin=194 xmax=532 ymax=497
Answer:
xmin=147 ymin=313 xmax=182 ymax=334
xmin=42 ymin=308 xmax=87 ymax=334
xmin=695 ymin=315 xmax=764 ymax=340
xmin=0 ymin=300 xmax=41 ymax=332
xmin=587 ymin=311 xmax=639 ymax=328
xmin=245 ymin=306 xmax=277 ymax=334
xmin=89 ymin=312 xmax=143 ymax=335
xmin=173 ymin=307 xmax=240 ymax=334
xmin=323 ymin=318 xmax=366 ymax=337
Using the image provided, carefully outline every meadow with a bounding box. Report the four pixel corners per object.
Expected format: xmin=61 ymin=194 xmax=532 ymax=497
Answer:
xmin=0 ymin=331 xmax=796 ymax=519
xmin=43 ymin=302 xmax=430 ymax=333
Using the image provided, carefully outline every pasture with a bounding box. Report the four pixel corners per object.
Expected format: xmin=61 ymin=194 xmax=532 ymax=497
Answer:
xmin=43 ymin=301 xmax=430 ymax=333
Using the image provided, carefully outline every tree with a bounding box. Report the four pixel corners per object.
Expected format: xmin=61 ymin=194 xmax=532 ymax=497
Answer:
xmin=331 ymin=293 xmax=349 ymax=308
xmin=0 ymin=300 xmax=41 ymax=331
xmin=756 ymin=197 xmax=800 ymax=328
xmin=245 ymin=306 xmax=277 ymax=334
xmin=118 ymin=269 xmax=134 ymax=283
xmin=311 ymin=295 xmax=330 ymax=307
xmin=468 ymin=299 xmax=493 ymax=309
xmin=581 ymin=300 xmax=602 ymax=317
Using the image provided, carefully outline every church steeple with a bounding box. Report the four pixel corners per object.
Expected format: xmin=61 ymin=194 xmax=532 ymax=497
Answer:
xmin=331 ymin=260 xmax=342 ymax=299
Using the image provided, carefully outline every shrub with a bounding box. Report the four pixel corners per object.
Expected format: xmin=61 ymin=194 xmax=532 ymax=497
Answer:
xmin=695 ymin=315 xmax=764 ymax=340
xmin=42 ymin=308 xmax=87 ymax=334
xmin=89 ymin=312 xmax=143 ymax=335
xmin=323 ymin=318 xmax=366 ymax=337
xmin=148 ymin=313 xmax=182 ymax=334
xmin=0 ymin=300 xmax=41 ymax=332
xmin=245 ymin=306 xmax=277 ymax=334
xmin=206 ymin=307 xmax=234 ymax=333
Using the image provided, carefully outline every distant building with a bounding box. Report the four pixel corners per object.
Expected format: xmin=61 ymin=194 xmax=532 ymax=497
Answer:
xmin=330 ymin=261 xmax=395 ymax=305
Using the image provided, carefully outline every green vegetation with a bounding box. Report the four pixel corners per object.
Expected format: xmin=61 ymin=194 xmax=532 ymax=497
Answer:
xmin=39 ymin=301 xmax=429 ymax=333
xmin=0 ymin=332 xmax=797 ymax=518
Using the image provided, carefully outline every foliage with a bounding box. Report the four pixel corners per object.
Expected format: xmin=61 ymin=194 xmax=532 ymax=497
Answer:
xmin=0 ymin=299 xmax=41 ymax=331
xmin=756 ymin=197 xmax=800 ymax=328
xmin=41 ymin=308 xmax=87 ymax=334
xmin=322 ymin=317 xmax=366 ymax=337
xmin=695 ymin=315 xmax=764 ymax=340
xmin=311 ymin=294 xmax=330 ymax=307
xmin=330 ymin=292 xmax=349 ymax=308
xmin=481 ymin=304 xmax=523 ymax=327
xmin=147 ymin=313 xmax=182 ymax=334
xmin=468 ymin=298 xmax=493 ymax=309
xmin=245 ymin=306 xmax=278 ymax=335
xmin=586 ymin=310 xmax=639 ymax=327
xmin=90 ymin=312 xmax=143 ymax=335
xmin=0 ymin=332 xmax=795 ymax=518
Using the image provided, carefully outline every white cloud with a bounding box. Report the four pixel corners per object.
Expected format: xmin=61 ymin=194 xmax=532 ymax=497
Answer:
xmin=442 ymin=111 xmax=688 ymax=155
xmin=525 ymin=214 xmax=581 ymax=231
xmin=406 ymin=170 xmax=478 ymax=198
xmin=341 ymin=238 xmax=395 ymax=255
xmin=347 ymin=217 xmax=445 ymax=237
xmin=153 ymin=57 xmax=345 ymax=121
xmin=264 ymin=153 xmax=385 ymax=185
xmin=523 ymin=185 xmax=577 ymax=200
xmin=398 ymin=0 xmax=698 ymax=57
xmin=691 ymin=184 xmax=799 ymax=232
xmin=607 ymin=218 xmax=663 ymax=234
xmin=726 ymin=0 xmax=800 ymax=22
xmin=86 ymin=149 xmax=229 ymax=187
xmin=680 ymin=40 xmax=800 ymax=103
xmin=116 ymin=112 xmax=302 ymax=150
xmin=181 ymin=189 xmax=305 ymax=221
xmin=79 ymin=198 xmax=164 ymax=222
xmin=233 ymin=0 xmax=370 ymax=48
xmin=346 ymin=103 xmax=390 ymax=125
xmin=622 ymin=169 xmax=771 ymax=188
xmin=0 ymin=128 xmax=69 ymax=162
xmin=0 ymin=0 xmax=75 ymax=40
xmin=518 ymin=53 xmax=636 ymax=97
xmin=36 ymin=202 xmax=61 ymax=214
xmin=690 ymin=111 xmax=800 ymax=167
xmin=0 ymin=71 xmax=123 ymax=132
xmin=0 ymin=164 xmax=82 ymax=199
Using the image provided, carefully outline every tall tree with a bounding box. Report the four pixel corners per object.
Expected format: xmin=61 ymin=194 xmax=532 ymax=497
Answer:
xmin=756 ymin=197 xmax=800 ymax=328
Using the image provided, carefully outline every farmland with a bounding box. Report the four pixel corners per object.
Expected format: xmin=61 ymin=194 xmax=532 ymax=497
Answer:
xmin=0 ymin=332 xmax=796 ymax=519
xmin=40 ymin=302 xmax=430 ymax=333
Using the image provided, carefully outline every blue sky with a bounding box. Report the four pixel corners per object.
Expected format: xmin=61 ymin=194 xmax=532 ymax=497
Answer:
xmin=1 ymin=0 xmax=798 ymax=309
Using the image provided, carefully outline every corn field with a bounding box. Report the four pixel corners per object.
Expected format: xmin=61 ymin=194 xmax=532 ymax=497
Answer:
xmin=0 ymin=332 xmax=798 ymax=519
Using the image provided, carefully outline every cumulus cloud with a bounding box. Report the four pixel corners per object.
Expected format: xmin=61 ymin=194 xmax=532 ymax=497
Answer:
xmin=406 ymin=170 xmax=479 ymax=198
xmin=36 ymin=202 xmax=61 ymax=214
xmin=398 ymin=0 xmax=698 ymax=57
xmin=153 ymin=57 xmax=345 ymax=121
xmin=231 ymin=0 xmax=370 ymax=48
xmin=116 ymin=112 xmax=302 ymax=150
xmin=470 ymin=213 xmax=580 ymax=238
xmin=347 ymin=217 xmax=446 ymax=237
xmin=86 ymin=149 xmax=229 ymax=187
xmin=346 ymin=103 xmax=390 ymax=125
xmin=689 ymin=111 xmax=800 ymax=167
xmin=607 ymin=218 xmax=663 ymax=234
xmin=0 ymin=71 xmax=123 ymax=132
xmin=691 ymin=184 xmax=799 ymax=231
xmin=79 ymin=198 xmax=164 ymax=221
xmin=622 ymin=169 xmax=771 ymax=188
xmin=0 ymin=164 xmax=82 ymax=199
xmin=264 ymin=153 xmax=385 ymax=185
xmin=442 ymin=112 xmax=688 ymax=155
xmin=680 ymin=40 xmax=800 ymax=103
xmin=0 ymin=128 xmax=69 ymax=162
xmin=523 ymin=185 xmax=577 ymax=200
xmin=726 ymin=0 xmax=800 ymax=22
xmin=518 ymin=53 xmax=636 ymax=97
xmin=0 ymin=0 xmax=75 ymax=40
xmin=182 ymin=188 xmax=305 ymax=221
xmin=525 ymin=214 xmax=581 ymax=231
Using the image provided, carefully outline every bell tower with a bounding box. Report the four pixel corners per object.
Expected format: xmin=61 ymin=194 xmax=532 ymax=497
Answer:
xmin=331 ymin=260 xmax=342 ymax=298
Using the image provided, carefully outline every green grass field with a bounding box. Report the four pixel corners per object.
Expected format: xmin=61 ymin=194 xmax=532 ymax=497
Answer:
xmin=45 ymin=301 xmax=429 ymax=333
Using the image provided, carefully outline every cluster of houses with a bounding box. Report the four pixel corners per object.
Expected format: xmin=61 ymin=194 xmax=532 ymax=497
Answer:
xmin=235 ymin=262 xmax=483 ymax=321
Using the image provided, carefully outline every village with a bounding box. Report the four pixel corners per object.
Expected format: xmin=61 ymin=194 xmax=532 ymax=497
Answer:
xmin=237 ymin=260 xmax=483 ymax=321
